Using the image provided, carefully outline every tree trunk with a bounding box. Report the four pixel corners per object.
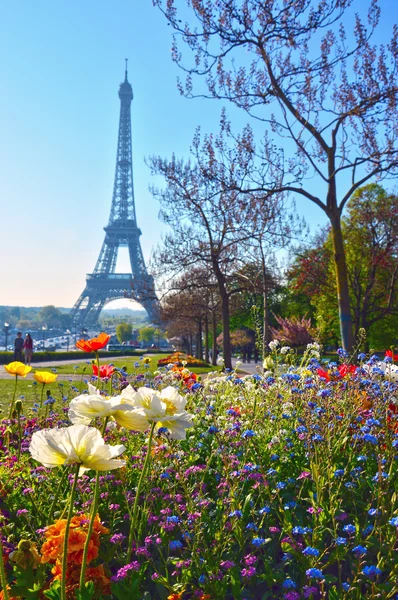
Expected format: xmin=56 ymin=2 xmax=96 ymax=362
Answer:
xmin=212 ymin=260 xmax=232 ymax=369
xmin=263 ymin=291 xmax=269 ymax=359
xmin=197 ymin=319 xmax=203 ymax=359
xmin=212 ymin=309 xmax=217 ymax=366
xmin=330 ymin=212 xmax=354 ymax=351
xmin=204 ymin=314 xmax=209 ymax=364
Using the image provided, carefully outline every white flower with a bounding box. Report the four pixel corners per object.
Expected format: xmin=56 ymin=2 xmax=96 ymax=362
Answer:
xmin=29 ymin=424 xmax=126 ymax=473
xmin=69 ymin=392 xmax=149 ymax=432
xmin=365 ymin=361 xmax=398 ymax=382
xmin=269 ymin=340 xmax=280 ymax=351
xmin=235 ymin=360 xmax=242 ymax=367
xmin=217 ymin=356 xmax=225 ymax=365
xmin=280 ymin=346 xmax=291 ymax=355
xmin=121 ymin=385 xmax=193 ymax=440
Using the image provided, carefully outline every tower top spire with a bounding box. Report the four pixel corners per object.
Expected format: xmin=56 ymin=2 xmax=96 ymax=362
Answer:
xmin=119 ymin=58 xmax=133 ymax=100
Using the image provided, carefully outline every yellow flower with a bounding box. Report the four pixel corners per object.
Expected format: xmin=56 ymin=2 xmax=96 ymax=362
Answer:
xmin=34 ymin=371 xmax=58 ymax=384
xmin=4 ymin=361 xmax=32 ymax=377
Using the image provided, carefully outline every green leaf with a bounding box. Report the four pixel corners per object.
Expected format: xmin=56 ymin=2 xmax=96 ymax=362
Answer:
xmin=42 ymin=581 xmax=62 ymax=600
xmin=75 ymin=581 xmax=95 ymax=600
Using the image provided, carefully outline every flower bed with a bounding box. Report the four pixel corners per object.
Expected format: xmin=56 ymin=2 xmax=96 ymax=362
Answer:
xmin=157 ymin=351 xmax=208 ymax=368
xmin=0 ymin=343 xmax=398 ymax=599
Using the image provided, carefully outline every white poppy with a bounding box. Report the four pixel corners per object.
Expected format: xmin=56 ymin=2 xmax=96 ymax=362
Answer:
xmin=69 ymin=390 xmax=150 ymax=432
xmin=120 ymin=385 xmax=193 ymax=440
xmin=29 ymin=424 xmax=126 ymax=472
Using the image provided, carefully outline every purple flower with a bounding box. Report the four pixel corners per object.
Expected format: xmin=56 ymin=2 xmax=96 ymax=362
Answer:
xmin=111 ymin=562 xmax=140 ymax=582
xmin=241 ymin=566 xmax=256 ymax=577
xmin=220 ymin=560 xmax=235 ymax=570
xmin=110 ymin=533 xmax=126 ymax=544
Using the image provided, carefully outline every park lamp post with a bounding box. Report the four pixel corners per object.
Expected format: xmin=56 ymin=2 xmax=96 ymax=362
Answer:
xmin=42 ymin=325 xmax=47 ymax=350
xmin=66 ymin=329 xmax=71 ymax=352
xmin=4 ymin=322 xmax=9 ymax=351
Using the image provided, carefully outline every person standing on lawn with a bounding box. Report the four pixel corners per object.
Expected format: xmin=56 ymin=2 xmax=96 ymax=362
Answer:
xmin=23 ymin=333 xmax=34 ymax=366
xmin=14 ymin=331 xmax=24 ymax=362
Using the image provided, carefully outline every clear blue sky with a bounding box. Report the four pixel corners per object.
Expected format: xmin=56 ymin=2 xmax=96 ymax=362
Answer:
xmin=0 ymin=1 xmax=396 ymax=309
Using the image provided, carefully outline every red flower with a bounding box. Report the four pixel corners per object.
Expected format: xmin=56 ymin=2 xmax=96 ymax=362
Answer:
xmin=317 ymin=364 xmax=357 ymax=381
xmin=92 ymin=364 xmax=115 ymax=378
xmin=385 ymin=350 xmax=398 ymax=361
xmin=76 ymin=333 xmax=110 ymax=352
xmin=317 ymin=368 xmax=330 ymax=381
xmin=338 ymin=364 xmax=357 ymax=377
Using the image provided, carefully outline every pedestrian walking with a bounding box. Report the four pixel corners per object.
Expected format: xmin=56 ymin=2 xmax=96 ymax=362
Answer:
xmin=23 ymin=333 xmax=34 ymax=366
xmin=14 ymin=332 xmax=24 ymax=362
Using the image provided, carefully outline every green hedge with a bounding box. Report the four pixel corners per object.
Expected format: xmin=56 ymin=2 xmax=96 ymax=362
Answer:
xmin=0 ymin=350 xmax=145 ymax=365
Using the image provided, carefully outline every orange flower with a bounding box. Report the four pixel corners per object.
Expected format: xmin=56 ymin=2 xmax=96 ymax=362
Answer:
xmin=167 ymin=594 xmax=184 ymax=600
xmin=41 ymin=514 xmax=108 ymax=564
xmin=76 ymin=332 xmax=110 ymax=352
xmin=51 ymin=561 xmax=110 ymax=598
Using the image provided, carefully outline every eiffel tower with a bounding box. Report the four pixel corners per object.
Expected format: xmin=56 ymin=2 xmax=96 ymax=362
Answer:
xmin=70 ymin=62 xmax=159 ymax=328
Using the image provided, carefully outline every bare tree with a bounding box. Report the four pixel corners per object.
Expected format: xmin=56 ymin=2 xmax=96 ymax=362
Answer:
xmin=149 ymin=126 xmax=283 ymax=369
xmin=155 ymin=0 xmax=398 ymax=350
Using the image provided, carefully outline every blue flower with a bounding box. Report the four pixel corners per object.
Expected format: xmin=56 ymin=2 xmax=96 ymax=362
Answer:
xmin=276 ymin=481 xmax=287 ymax=489
xmin=208 ymin=426 xmax=219 ymax=434
xmin=252 ymin=537 xmax=266 ymax=547
xmin=362 ymin=565 xmax=382 ymax=579
xmin=342 ymin=582 xmax=351 ymax=591
xmin=368 ymin=508 xmax=380 ymax=517
xmin=229 ymin=510 xmax=243 ymax=518
xmin=198 ymin=575 xmax=206 ymax=584
xmin=306 ymin=568 xmax=324 ymax=579
xmin=335 ymin=537 xmax=347 ymax=545
xmin=334 ymin=469 xmax=345 ymax=478
xmin=389 ymin=517 xmax=398 ymax=526
xmin=242 ymin=429 xmax=256 ymax=438
xmin=363 ymin=434 xmax=378 ymax=445
xmin=167 ymin=516 xmax=180 ymax=523
xmin=282 ymin=578 xmax=296 ymax=589
xmin=302 ymin=546 xmax=319 ymax=557
xmin=343 ymin=524 xmax=356 ymax=534
xmin=259 ymin=506 xmax=271 ymax=515
xmin=169 ymin=540 xmax=183 ymax=550
xmin=352 ymin=545 xmax=367 ymax=555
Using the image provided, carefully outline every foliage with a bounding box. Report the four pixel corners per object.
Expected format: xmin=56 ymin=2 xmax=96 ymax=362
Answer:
xmin=269 ymin=315 xmax=315 ymax=347
xmin=290 ymin=185 xmax=398 ymax=349
xmin=155 ymin=0 xmax=398 ymax=350
xmin=138 ymin=326 xmax=156 ymax=344
xmin=115 ymin=323 xmax=133 ymax=344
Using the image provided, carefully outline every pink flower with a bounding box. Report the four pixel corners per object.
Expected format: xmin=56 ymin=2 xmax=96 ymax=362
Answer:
xmin=297 ymin=471 xmax=312 ymax=480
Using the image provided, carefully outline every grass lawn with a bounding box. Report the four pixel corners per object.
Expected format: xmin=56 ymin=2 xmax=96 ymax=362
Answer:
xmin=0 ymin=354 xmax=220 ymax=410
xmin=29 ymin=353 xmax=219 ymax=376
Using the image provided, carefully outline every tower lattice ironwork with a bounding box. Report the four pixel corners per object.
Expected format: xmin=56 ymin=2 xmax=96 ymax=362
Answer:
xmin=70 ymin=63 xmax=159 ymax=327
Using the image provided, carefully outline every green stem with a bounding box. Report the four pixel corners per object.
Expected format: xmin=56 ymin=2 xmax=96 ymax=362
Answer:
xmin=78 ymin=418 xmax=108 ymax=593
xmin=61 ymin=464 xmax=80 ymax=600
xmin=47 ymin=468 xmax=69 ymax=523
xmin=8 ymin=375 xmax=18 ymax=419
xmin=39 ymin=383 xmax=45 ymax=410
xmin=17 ymin=412 xmax=22 ymax=461
xmin=128 ymin=422 xmax=156 ymax=558
xmin=96 ymin=352 xmax=100 ymax=390
xmin=0 ymin=535 xmax=10 ymax=600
